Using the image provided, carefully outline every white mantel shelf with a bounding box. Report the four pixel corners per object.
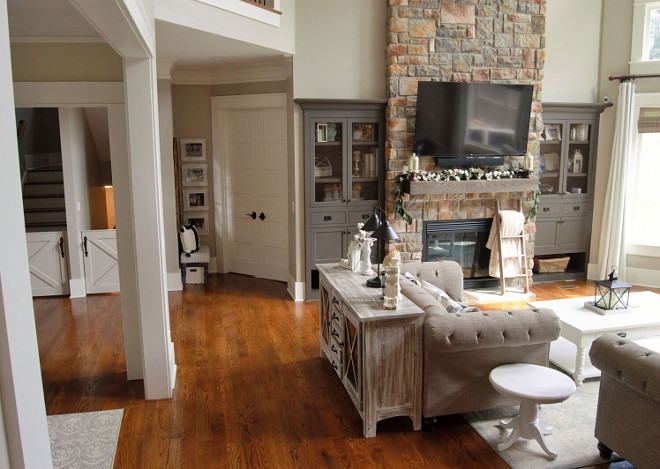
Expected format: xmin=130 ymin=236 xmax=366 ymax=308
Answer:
xmin=404 ymin=178 xmax=539 ymax=195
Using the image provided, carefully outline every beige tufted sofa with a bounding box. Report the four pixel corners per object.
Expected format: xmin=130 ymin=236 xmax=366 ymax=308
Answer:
xmin=399 ymin=261 xmax=561 ymax=420
xmin=589 ymin=334 xmax=660 ymax=469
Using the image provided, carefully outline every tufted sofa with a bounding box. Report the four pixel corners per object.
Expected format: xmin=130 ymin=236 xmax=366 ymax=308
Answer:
xmin=589 ymin=334 xmax=660 ymax=469
xmin=399 ymin=261 xmax=561 ymax=419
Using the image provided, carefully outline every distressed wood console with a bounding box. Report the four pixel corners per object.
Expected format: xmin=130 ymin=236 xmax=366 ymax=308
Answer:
xmin=317 ymin=263 xmax=424 ymax=437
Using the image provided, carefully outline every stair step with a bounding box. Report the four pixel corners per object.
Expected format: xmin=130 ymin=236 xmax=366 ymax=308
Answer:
xmin=22 ymin=183 xmax=65 ymax=197
xmin=24 ymin=211 xmax=67 ymax=224
xmin=23 ymin=197 xmax=65 ymax=209
xmin=25 ymin=221 xmax=67 ymax=228
xmin=27 ymin=165 xmax=62 ymax=172
xmin=24 ymin=207 xmax=66 ymax=213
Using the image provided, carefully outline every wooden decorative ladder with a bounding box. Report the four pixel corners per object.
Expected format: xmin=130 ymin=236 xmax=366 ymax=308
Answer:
xmin=494 ymin=199 xmax=530 ymax=295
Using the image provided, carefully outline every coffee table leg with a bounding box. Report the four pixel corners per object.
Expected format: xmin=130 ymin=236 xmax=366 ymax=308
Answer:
xmin=574 ymin=347 xmax=586 ymax=386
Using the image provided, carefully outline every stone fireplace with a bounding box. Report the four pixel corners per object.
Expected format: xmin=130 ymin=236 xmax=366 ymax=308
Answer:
xmin=384 ymin=0 xmax=546 ymax=284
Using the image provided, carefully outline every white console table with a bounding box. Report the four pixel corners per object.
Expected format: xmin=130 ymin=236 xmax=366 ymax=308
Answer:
xmin=317 ymin=263 xmax=424 ymax=437
xmin=529 ymin=291 xmax=660 ymax=385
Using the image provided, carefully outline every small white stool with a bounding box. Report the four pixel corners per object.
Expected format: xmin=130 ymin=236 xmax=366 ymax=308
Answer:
xmin=489 ymin=364 xmax=576 ymax=460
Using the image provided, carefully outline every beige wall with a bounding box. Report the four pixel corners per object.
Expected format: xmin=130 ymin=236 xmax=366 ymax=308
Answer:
xmin=544 ymin=0 xmax=602 ymax=103
xmin=293 ymin=0 xmax=386 ymax=99
xmin=10 ymin=43 xmax=123 ymax=82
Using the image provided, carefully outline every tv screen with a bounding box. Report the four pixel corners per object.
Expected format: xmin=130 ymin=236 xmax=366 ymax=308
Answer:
xmin=414 ymin=82 xmax=533 ymax=165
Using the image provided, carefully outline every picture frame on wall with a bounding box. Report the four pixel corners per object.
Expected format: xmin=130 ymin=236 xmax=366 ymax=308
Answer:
xmin=181 ymin=163 xmax=208 ymax=187
xmin=183 ymin=188 xmax=209 ymax=211
xmin=180 ymin=138 xmax=207 ymax=161
xmin=183 ymin=212 xmax=209 ymax=235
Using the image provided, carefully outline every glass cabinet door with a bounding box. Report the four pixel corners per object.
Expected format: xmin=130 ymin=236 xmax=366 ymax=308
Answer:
xmin=348 ymin=120 xmax=380 ymax=204
xmin=312 ymin=120 xmax=344 ymax=204
xmin=539 ymin=122 xmax=562 ymax=196
xmin=566 ymin=123 xmax=591 ymax=196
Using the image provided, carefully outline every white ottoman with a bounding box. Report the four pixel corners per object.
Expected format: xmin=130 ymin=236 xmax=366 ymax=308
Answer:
xmin=489 ymin=363 xmax=576 ymax=460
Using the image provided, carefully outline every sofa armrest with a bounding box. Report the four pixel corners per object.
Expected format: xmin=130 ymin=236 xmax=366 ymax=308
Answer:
xmin=589 ymin=334 xmax=660 ymax=404
xmin=425 ymin=307 xmax=560 ymax=353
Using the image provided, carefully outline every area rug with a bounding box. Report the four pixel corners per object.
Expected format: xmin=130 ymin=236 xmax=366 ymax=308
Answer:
xmin=48 ymin=409 xmax=123 ymax=469
xmin=463 ymin=380 xmax=623 ymax=469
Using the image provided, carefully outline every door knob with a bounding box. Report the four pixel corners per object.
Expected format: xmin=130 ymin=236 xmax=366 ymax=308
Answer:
xmin=246 ymin=211 xmax=257 ymax=219
xmin=259 ymin=212 xmax=266 ymax=221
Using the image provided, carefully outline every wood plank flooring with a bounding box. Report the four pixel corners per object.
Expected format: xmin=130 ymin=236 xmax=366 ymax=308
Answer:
xmin=34 ymin=274 xmax=653 ymax=468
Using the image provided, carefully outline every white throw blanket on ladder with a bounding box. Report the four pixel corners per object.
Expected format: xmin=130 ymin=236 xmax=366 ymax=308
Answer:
xmin=486 ymin=210 xmax=524 ymax=278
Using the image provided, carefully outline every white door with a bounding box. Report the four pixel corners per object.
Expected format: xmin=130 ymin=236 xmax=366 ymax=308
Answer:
xmin=82 ymin=229 xmax=120 ymax=294
xmin=219 ymin=98 xmax=289 ymax=282
xmin=26 ymin=231 xmax=70 ymax=297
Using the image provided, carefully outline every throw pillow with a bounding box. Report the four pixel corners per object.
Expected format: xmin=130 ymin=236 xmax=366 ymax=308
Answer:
xmin=403 ymin=271 xmax=422 ymax=287
xmin=179 ymin=223 xmax=199 ymax=256
xmin=419 ymin=279 xmax=465 ymax=314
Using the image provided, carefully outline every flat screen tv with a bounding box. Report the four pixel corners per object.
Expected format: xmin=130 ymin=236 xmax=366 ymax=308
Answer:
xmin=414 ymin=81 xmax=533 ymax=167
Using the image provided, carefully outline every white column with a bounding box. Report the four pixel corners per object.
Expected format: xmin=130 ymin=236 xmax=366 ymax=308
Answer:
xmin=0 ymin=1 xmax=53 ymax=466
xmin=107 ymin=104 xmax=143 ymax=380
xmin=157 ymin=77 xmax=183 ymax=291
xmin=124 ymin=57 xmax=176 ymax=398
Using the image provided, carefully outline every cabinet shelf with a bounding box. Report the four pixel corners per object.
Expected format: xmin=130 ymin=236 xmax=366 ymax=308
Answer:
xmin=352 ymin=140 xmax=377 ymax=146
xmin=315 ymin=141 xmax=341 ymax=146
xmin=316 ymin=177 xmax=342 ymax=183
xmin=351 ymin=177 xmax=378 ymax=182
xmin=569 ymin=140 xmax=589 ymax=145
xmin=540 ymin=140 xmax=562 ymax=145
xmin=567 ymin=172 xmax=587 ymax=178
xmin=539 ymin=172 xmax=559 ymax=178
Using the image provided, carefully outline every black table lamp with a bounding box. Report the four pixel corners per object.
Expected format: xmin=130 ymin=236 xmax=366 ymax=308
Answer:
xmin=364 ymin=207 xmax=400 ymax=288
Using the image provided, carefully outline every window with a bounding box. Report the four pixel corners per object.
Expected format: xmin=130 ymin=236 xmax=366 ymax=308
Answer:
xmin=631 ymin=1 xmax=660 ymax=73
xmin=628 ymin=96 xmax=660 ymax=253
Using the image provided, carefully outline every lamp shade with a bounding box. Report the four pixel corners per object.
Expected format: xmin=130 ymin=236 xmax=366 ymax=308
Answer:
xmin=372 ymin=219 xmax=400 ymax=241
xmin=362 ymin=210 xmax=380 ymax=233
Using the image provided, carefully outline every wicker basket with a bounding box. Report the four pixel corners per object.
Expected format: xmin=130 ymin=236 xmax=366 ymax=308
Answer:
xmin=533 ymin=256 xmax=570 ymax=273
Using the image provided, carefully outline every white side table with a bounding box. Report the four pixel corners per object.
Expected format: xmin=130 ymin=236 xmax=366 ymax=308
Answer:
xmin=489 ymin=364 xmax=576 ymax=460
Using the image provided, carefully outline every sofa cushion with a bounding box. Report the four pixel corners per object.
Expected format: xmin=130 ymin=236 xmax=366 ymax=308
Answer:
xmin=400 ymin=275 xmax=448 ymax=316
xmin=400 ymin=261 xmax=463 ymax=301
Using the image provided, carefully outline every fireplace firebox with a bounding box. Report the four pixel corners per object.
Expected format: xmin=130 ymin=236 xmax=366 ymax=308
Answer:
xmin=422 ymin=219 xmax=499 ymax=289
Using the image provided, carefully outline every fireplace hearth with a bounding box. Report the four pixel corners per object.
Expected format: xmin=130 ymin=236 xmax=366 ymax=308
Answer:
xmin=422 ymin=219 xmax=499 ymax=289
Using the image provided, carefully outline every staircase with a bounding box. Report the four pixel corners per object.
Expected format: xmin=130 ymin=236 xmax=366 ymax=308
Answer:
xmin=22 ymin=166 xmax=67 ymax=232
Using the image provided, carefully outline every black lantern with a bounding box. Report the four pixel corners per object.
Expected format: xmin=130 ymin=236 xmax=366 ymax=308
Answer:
xmin=364 ymin=207 xmax=400 ymax=288
xmin=594 ymin=267 xmax=631 ymax=310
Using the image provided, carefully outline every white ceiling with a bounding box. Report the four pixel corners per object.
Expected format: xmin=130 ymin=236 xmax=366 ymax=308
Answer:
xmin=7 ymin=0 xmax=282 ymax=68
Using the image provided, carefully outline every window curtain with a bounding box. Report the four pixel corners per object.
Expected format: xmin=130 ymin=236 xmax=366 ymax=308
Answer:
xmin=597 ymin=81 xmax=636 ymax=280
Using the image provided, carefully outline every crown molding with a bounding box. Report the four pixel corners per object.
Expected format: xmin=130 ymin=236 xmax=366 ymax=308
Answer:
xmin=171 ymin=57 xmax=291 ymax=85
xmin=10 ymin=36 xmax=106 ymax=43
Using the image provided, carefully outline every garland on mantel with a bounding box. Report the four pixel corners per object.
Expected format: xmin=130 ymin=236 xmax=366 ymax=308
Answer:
xmin=393 ymin=168 xmax=538 ymax=225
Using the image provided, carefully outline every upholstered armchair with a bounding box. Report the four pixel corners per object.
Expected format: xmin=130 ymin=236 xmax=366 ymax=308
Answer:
xmin=589 ymin=334 xmax=660 ymax=469
xmin=398 ymin=261 xmax=561 ymax=419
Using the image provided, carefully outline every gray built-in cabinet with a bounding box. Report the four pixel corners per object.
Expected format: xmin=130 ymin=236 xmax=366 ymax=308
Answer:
xmin=298 ymin=100 xmax=386 ymax=299
xmin=534 ymin=102 xmax=611 ymax=281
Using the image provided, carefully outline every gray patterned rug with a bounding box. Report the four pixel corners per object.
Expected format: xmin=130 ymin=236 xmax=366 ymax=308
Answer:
xmin=48 ymin=409 xmax=123 ymax=469
xmin=463 ymin=380 xmax=623 ymax=469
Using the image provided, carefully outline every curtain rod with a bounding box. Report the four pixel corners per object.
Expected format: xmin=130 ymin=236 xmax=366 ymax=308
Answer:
xmin=609 ymin=73 xmax=660 ymax=82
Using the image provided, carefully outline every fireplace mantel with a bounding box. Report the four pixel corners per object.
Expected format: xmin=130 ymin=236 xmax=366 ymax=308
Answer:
xmin=404 ymin=178 xmax=539 ymax=196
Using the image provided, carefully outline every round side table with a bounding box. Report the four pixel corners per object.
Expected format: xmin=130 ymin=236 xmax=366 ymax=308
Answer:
xmin=489 ymin=363 xmax=576 ymax=460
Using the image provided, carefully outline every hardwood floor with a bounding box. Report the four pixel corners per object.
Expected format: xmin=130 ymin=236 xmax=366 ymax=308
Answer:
xmin=34 ymin=275 xmax=652 ymax=468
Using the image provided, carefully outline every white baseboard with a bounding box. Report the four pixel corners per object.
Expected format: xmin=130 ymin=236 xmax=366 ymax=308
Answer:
xmin=287 ymin=277 xmax=305 ymax=302
xmin=68 ymin=278 xmax=86 ymax=298
xmin=167 ymin=271 xmax=183 ymax=291
xmin=625 ymin=267 xmax=660 ymax=288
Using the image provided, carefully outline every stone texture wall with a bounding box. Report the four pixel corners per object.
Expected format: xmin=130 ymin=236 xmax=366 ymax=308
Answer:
xmin=385 ymin=0 xmax=546 ymax=278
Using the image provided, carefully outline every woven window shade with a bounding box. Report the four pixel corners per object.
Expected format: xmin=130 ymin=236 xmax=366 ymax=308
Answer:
xmin=638 ymin=107 xmax=660 ymax=133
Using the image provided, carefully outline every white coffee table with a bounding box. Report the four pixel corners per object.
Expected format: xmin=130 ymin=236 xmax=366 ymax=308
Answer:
xmin=489 ymin=364 xmax=576 ymax=460
xmin=529 ymin=291 xmax=660 ymax=385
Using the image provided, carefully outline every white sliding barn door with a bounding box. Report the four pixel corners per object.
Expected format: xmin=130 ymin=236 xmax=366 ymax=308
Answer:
xmin=26 ymin=231 xmax=69 ymax=297
xmin=82 ymin=229 xmax=120 ymax=294
xmin=214 ymin=94 xmax=289 ymax=282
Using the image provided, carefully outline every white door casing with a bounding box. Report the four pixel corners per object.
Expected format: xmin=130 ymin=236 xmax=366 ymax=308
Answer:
xmin=26 ymin=231 xmax=70 ymax=297
xmin=212 ymin=94 xmax=289 ymax=282
xmin=82 ymin=229 xmax=120 ymax=294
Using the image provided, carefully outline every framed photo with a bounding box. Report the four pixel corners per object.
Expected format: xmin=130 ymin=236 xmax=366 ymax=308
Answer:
xmin=183 ymin=212 xmax=209 ymax=235
xmin=180 ymin=138 xmax=207 ymax=161
xmin=353 ymin=123 xmax=375 ymax=142
xmin=183 ymin=188 xmax=209 ymax=211
xmin=543 ymin=124 xmax=561 ymax=141
xmin=181 ymin=163 xmax=208 ymax=187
